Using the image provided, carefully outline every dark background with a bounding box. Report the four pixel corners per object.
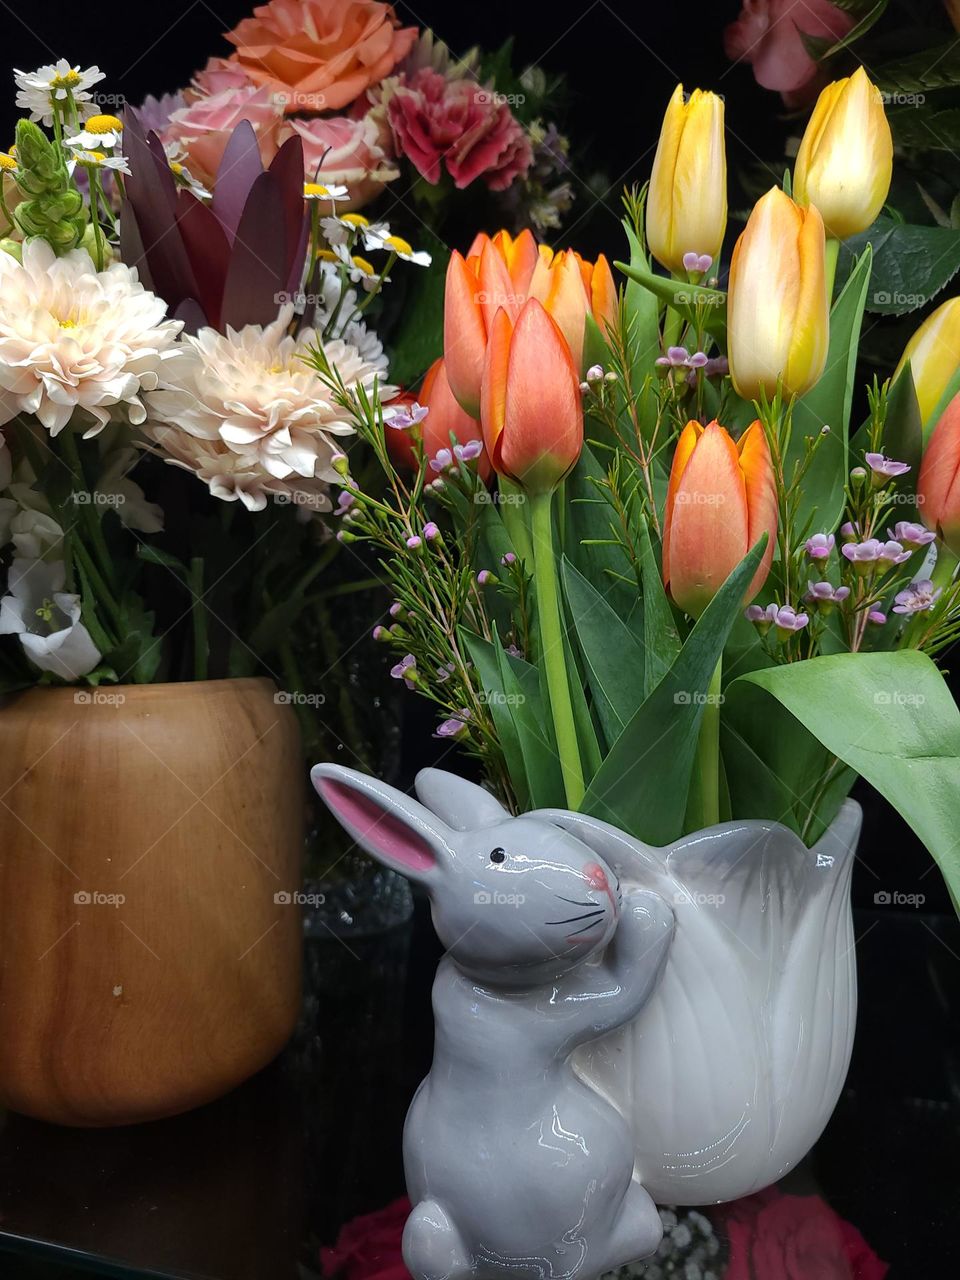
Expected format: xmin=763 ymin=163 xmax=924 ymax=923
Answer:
xmin=2 ymin=0 xmax=953 ymax=913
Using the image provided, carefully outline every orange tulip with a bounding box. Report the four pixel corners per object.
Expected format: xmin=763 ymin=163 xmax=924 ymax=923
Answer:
xmin=480 ymin=298 xmax=583 ymax=495
xmin=443 ymin=228 xmax=616 ymax=415
xmin=918 ymin=391 xmax=960 ymax=556
xmin=662 ymin=420 xmax=777 ymax=618
xmin=420 ymin=357 xmax=492 ymax=483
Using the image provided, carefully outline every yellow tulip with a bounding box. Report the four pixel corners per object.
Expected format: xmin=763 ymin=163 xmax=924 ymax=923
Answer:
xmin=894 ymin=297 xmax=960 ymax=426
xmin=793 ymin=67 xmax=892 ymax=240
xmin=727 ymin=187 xmax=829 ymax=402
xmin=646 ymin=84 xmax=727 ymax=275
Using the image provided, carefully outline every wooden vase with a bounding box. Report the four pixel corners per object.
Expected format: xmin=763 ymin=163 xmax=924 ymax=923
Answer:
xmin=0 ymin=677 xmax=304 ymax=1126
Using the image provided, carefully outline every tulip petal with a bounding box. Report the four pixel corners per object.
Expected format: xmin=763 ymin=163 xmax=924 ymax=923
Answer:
xmin=784 ymin=203 xmax=829 ymax=399
xmin=737 ymin=420 xmax=778 ymax=601
xmin=591 ymin=254 xmax=619 ymax=336
xmin=895 ymin=297 xmax=960 ymax=425
xmin=662 ymin=420 xmax=702 ymax=589
xmin=918 ymin=392 xmax=960 ymax=552
xmin=500 ymin=299 xmax=583 ymax=493
xmin=480 ymin=306 xmax=514 ymax=469
xmin=423 ymin=357 xmax=492 ymax=483
xmin=444 ymin=251 xmax=486 ymax=418
xmin=541 ymin=250 xmax=590 ymax=371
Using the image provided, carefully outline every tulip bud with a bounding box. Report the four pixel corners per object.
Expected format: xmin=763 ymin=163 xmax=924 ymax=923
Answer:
xmin=793 ymin=68 xmax=892 ymax=240
xmin=646 ymin=85 xmax=727 ymax=275
xmin=480 ymin=298 xmax=584 ymax=496
xmin=894 ymin=296 xmax=960 ymax=426
xmin=917 ymin=391 xmax=960 ymax=556
xmin=727 ymin=188 xmax=829 ymax=402
xmin=662 ymin=419 xmax=777 ymax=618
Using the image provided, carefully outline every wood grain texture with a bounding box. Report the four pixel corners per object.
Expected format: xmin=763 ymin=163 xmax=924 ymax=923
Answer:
xmin=0 ymin=678 xmax=304 ymax=1126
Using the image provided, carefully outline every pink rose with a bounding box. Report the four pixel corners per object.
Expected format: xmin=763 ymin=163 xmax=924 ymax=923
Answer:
xmin=282 ymin=110 xmax=399 ymax=211
xmin=187 ymin=56 xmax=256 ymax=103
xmin=724 ymin=0 xmax=855 ymax=105
xmin=321 ymin=1197 xmax=410 ymax=1280
xmin=162 ymin=86 xmax=284 ymax=189
xmin=719 ymin=1188 xmax=889 ymax=1280
xmin=386 ymin=69 xmax=532 ymax=192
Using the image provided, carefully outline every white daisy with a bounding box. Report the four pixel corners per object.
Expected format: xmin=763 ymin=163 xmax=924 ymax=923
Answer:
xmin=304 ymin=181 xmax=349 ymax=203
xmin=319 ymin=211 xmax=386 ymax=247
xmin=362 ymin=227 xmax=432 ymax=267
xmin=64 ymin=113 xmax=124 ymax=150
xmin=332 ymin=242 xmax=388 ymax=292
xmin=168 ymin=160 xmax=211 ymax=200
xmin=14 ymin=61 xmax=105 ymax=127
xmin=71 ymin=149 xmax=131 ymax=176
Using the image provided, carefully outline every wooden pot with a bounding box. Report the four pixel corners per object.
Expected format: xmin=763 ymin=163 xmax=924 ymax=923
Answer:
xmin=0 ymin=678 xmax=304 ymax=1126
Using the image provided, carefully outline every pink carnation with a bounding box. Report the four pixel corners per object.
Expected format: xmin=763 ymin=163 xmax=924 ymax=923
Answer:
xmin=283 ymin=109 xmax=399 ymax=210
xmin=386 ymin=69 xmax=532 ymax=192
xmin=724 ymin=0 xmax=854 ymax=105
xmin=162 ymin=85 xmax=284 ymax=189
xmin=188 ymin=56 xmax=256 ymax=102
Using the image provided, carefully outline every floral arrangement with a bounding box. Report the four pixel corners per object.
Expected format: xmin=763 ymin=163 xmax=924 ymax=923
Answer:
xmin=0 ymin=1 xmax=578 ymax=774
xmin=317 ymin=66 xmax=960 ymax=911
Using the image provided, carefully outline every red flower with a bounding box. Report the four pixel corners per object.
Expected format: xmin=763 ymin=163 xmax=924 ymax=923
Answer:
xmin=321 ymin=1197 xmax=411 ymax=1280
xmin=724 ymin=1 xmax=855 ymax=106
xmin=386 ymin=69 xmax=532 ymax=191
xmin=718 ymin=1188 xmax=889 ymax=1280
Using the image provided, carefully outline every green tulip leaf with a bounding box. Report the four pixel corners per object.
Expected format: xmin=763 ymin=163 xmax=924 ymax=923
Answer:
xmin=732 ymin=650 xmax=960 ymax=906
xmin=615 ymin=259 xmax=727 ymax=342
xmin=580 ymin=536 xmax=766 ymax=844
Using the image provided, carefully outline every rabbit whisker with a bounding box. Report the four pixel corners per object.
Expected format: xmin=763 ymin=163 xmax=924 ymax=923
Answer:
xmin=554 ymin=895 xmax=599 ymax=907
xmin=545 ymin=909 xmax=606 ymax=926
xmin=565 ymin=917 xmax=607 ymax=938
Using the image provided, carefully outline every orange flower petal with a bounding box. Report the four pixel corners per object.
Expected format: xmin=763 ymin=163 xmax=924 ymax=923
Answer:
xmin=480 ymin=307 xmax=514 ymax=469
xmin=443 ymin=251 xmax=487 ymax=417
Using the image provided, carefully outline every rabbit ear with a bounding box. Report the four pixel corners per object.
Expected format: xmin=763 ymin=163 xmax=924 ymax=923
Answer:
xmin=311 ymin=764 xmax=451 ymax=883
xmin=414 ymin=768 xmax=510 ymax=831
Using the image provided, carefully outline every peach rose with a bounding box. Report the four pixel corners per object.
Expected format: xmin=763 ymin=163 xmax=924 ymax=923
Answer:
xmin=224 ymin=0 xmax=417 ymax=115
xmin=162 ymin=86 xmax=285 ymax=189
xmin=283 ymin=110 xmax=399 ymax=210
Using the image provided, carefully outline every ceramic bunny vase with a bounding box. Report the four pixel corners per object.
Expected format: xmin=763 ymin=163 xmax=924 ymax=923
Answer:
xmin=312 ymin=763 xmax=676 ymax=1280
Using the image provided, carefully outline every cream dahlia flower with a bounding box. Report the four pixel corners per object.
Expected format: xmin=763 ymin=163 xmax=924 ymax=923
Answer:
xmin=0 ymin=240 xmax=183 ymax=437
xmin=145 ymin=307 xmax=393 ymax=486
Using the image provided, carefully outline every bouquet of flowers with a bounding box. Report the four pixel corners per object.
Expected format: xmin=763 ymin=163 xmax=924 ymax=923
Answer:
xmin=320 ymin=66 xmax=960 ymax=911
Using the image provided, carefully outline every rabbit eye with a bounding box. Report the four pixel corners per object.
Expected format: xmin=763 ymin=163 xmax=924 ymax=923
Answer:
xmin=489 ymin=847 xmax=506 ymax=863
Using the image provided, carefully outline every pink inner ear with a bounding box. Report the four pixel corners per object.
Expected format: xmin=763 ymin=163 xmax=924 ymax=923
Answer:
xmin=319 ymin=780 xmax=437 ymax=873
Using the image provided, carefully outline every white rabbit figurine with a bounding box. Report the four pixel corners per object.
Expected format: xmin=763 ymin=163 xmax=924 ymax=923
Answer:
xmin=312 ymin=763 xmax=675 ymax=1280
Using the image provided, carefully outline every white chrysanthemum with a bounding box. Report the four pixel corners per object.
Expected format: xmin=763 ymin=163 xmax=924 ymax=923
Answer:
xmin=0 ymin=240 xmax=183 ymax=437
xmin=145 ymin=306 xmax=394 ymax=484
xmin=14 ymin=61 xmax=105 ymax=127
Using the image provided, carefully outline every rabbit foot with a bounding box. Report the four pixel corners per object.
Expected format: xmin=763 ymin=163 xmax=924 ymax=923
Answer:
xmin=403 ymin=1198 xmax=471 ymax=1280
xmin=590 ymin=1179 xmax=663 ymax=1277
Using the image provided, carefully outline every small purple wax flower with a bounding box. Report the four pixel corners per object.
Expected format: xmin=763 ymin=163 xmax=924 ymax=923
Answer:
xmin=865 ymin=452 xmax=910 ymax=484
xmin=371 ymin=625 xmax=388 ymax=642
xmin=390 ymin=654 xmax=418 ymax=689
xmin=335 ymin=490 xmax=355 ymax=515
xmin=385 ymin=402 xmax=429 ymax=430
xmin=867 ymin=609 xmax=887 ymax=626
xmin=805 ymin=532 xmax=835 ymax=561
xmin=423 ymin=521 xmax=440 ymax=541
xmin=429 ymin=448 xmax=454 ymax=473
xmin=892 ymin=579 xmax=942 ymax=615
xmin=501 ymin=552 xmax=517 ymax=566
xmin=888 ymin=521 xmax=935 ymax=549
xmin=702 ymin=356 xmax=729 ymax=379
xmin=505 ymin=644 xmax=524 ymax=658
xmin=682 ymin=251 xmax=713 ymax=274
xmin=586 ymin=364 xmax=604 ymax=383
xmin=745 ymin=602 xmax=779 ymax=634
xmin=476 ymin=569 xmax=494 ymax=586
xmin=772 ymin=605 xmax=809 ymax=638
xmin=877 ymin=540 xmax=911 ymax=568
xmin=805 ymin=581 xmax=851 ymax=609
xmin=406 ymin=535 xmax=423 ymax=551
xmin=455 ymin=439 xmax=484 ymax=462
xmin=436 ymin=661 xmax=456 ymax=684
xmin=842 ymin=538 xmax=909 ymax=572
xmin=840 ymin=521 xmax=860 ymax=543
xmin=434 ymin=708 xmax=471 ymax=740
xmin=389 ymin=601 xmax=405 ymax=619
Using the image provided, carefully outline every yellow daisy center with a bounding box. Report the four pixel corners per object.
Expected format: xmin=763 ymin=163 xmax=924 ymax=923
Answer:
xmin=342 ymin=214 xmax=369 ymax=228
xmin=169 ymin=162 xmax=184 ymax=175
xmin=384 ymin=234 xmax=414 ymax=256
xmin=51 ymin=70 xmax=82 ymax=90
xmin=80 ymin=150 xmax=107 ymax=165
xmin=351 ymin=255 xmax=376 ymax=275
xmin=316 ymin=248 xmax=338 ymax=263
xmin=0 ymin=154 xmax=17 ymax=171
xmin=85 ymin=114 xmax=123 ymax=134
xmin=304 ymin=182 xmax=330 ymax=198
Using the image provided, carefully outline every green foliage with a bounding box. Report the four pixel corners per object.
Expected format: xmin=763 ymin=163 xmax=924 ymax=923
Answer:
xmin=836 ymin=218 xmax=960 ymax=316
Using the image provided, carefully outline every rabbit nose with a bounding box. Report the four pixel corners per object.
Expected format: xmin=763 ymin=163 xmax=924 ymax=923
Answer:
xmin=584 ymin=863 xmax=609 ymax=892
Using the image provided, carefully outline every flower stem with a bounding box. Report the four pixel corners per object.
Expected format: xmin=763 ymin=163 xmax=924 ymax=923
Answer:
xmin=529 ymin=489 xmax=584 ymax=808
xmin=824 ymin=237 xmax=840 ymax=305
xmin=695 ymin=657 xmax=722 ymax=829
